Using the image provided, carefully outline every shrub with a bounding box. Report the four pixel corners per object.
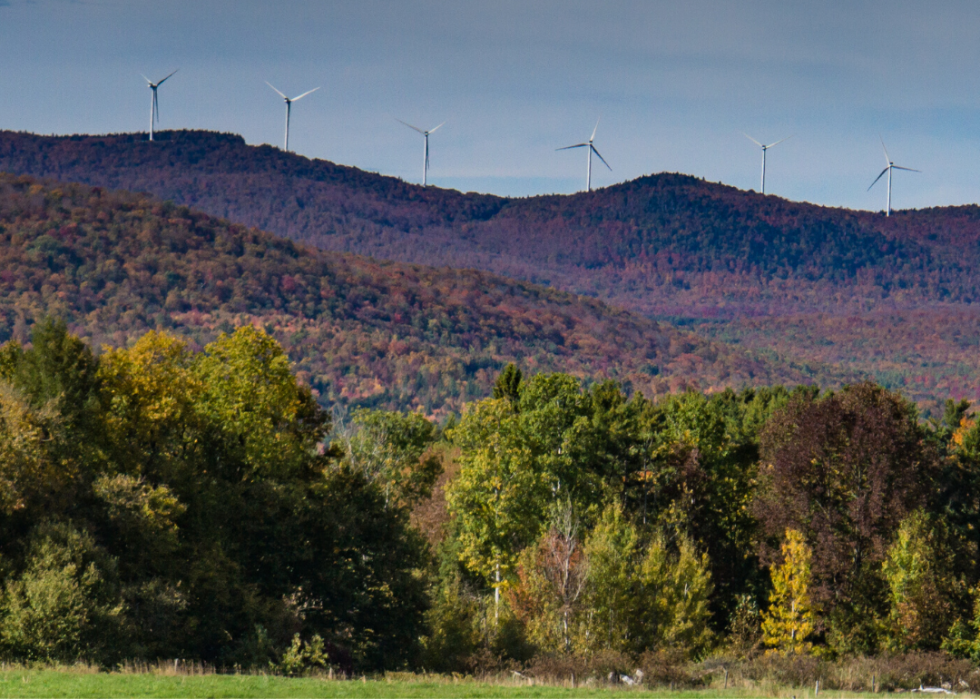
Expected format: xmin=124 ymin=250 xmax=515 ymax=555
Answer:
xmin=275 ymin=634 xmax=329 ymax=676
xmin=0 ymin=522 xmax=125 ymax=663
xmin=638 ymin=648 xmax=705 ymax=688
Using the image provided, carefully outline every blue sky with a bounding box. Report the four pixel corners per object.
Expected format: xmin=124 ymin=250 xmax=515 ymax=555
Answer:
xmin=2 ymin=0 xmax=980 ymax=209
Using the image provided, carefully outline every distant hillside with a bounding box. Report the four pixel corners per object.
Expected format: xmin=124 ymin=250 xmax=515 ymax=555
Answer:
xmin=4 ymin=129 xmax=980 ymax=413
xmin=2 ymin=130 xmax=979 ymax=319
xmin=0 ymin=174 xmax=829 ymax=414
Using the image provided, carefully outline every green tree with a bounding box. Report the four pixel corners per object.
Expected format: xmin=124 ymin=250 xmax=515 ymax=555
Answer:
xmin=637 ymin=531 xmax=713 ymax=656
xmin=418 ymin=574 xmax=484 ymax=673
xmin=0 ymin=382 xmax=66 ymax=516
xmin=97 ymin=330 xmax=203 ymax=484
xmin=581 ymin=502 xmax=639 ymax=653
xmin=9 ymin=318 xmax=101 ymax=428
xmin=447 ymin=397 xmax=545 ymax=608
xmin=0 ymin=523 xmax=125 ymax=663
xmin=881 ymin=511 xmax=959 ymax=651
xmin=337 ymin=408 xmax=441 ymax=510
xmin=638 ymin=390 xmax=760 ymax=629
xmin=492 ymin=363 xmax=522 ymax=408
xmin=193 ymin=325 xmax=329 ymax=481
xmin=761 ymin=529 xmax=814 ymax=655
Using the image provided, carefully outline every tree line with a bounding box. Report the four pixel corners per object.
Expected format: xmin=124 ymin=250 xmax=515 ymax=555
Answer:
xmin=2 ymin=321 xmax=980 ymax=673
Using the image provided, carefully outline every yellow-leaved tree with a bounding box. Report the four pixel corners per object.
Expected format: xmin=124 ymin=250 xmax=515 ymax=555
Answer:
xmin=762 ymin=528 xmax=815 ymax=654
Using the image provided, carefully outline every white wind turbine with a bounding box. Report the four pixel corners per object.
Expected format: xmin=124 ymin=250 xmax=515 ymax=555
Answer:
xmin=141 ymin=70 xmax=178 ymax=142
xmin=396 ymin=119 xmax=444 ymax=187
xmin=558 ymin=118 xmax=611 ymax=192
xmin=266 ymin=82 xmax=320 ymax=152
xmin=743 ymin=133 xmax=791 ymax=194
xmin=868 ymin=137 xmax=920 ymax=217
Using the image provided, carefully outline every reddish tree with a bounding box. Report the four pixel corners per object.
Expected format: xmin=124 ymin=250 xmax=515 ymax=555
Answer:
xmin=755 ymin=383 xmax=939 ymax=631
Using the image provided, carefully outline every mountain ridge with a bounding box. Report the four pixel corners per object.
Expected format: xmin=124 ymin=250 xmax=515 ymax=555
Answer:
xmin=2 ymin=129 xmax=977 ymax=319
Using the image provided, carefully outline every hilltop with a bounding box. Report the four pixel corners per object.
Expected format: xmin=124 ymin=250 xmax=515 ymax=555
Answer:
xmin=2 ymin=129 xmax=978 ymax=318
xmin=0 ymin=174 xmax=826 ymax=414
xmin=3 ymin=129 xmax=980 ymax=411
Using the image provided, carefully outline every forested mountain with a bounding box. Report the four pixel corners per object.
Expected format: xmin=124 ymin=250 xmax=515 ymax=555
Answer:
xmin=3 ymin=129 xmax=979 ymax=317
xmin=0 ymin=174 xmax=823 ymax=415
xmin=3 ymin=129 xmax=980 ymax=411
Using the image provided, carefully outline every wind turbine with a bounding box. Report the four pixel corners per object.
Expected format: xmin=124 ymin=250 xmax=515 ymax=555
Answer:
xmin=141 ymin=70 xmax=178 ymax=142
xmin=558 ymin=118 xmax=611 ymax=192
xmin=743 ymin=133 xmax=791 ymax=194
xmin=868 ymin=137 xmax=920 ymax=216
xmin=396 ymin=119 xmax=444 ymax=187
xmin=266 ymin=82 xmax=320 ymax=152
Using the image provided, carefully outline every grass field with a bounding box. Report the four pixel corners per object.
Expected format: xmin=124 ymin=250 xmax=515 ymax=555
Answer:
xmin=0 ymin=668 xmax=892 ymax=698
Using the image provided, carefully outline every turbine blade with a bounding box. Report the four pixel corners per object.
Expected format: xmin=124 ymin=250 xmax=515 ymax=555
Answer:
xmin=892 ymin=166 xmax=920 ymax=172
xmin=766 ymin=135 xmax=793 ymax=149
xmin=556 ymin=143 xmax=589 ymax=151
xmin=591 ymin=145 xmax=612 ymax=170
xmin=868 ymin=167 xmax=889 ymax=191
xmin=396 ymin=118 xmax=424 ymax=134
xmin=141 ymin=74 xmax=153 ymax=85
xmin=590 ymin=117 xmax=600 ymax=142
xmin=427 ymin=121 xmax=446 ymax=134
xmin=291 ymin=87 xmax=320 ymax=102
xmin=880 ymin=135 xmax=891 ymax=166
xmin=266 ymin=81 xmax=288 ymax=99
xmin=157 ymin=69 xmax=178 ymax=86
xmin=153 ymin=91 xmax=159 ymax=123
xmin=743 ymin=132 xmax=763 ymax=147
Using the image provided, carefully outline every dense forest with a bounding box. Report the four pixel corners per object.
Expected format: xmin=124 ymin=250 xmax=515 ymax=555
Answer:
xmin=3 ymin=130 xmax=980 ymax=413
xmin=2 ymin=318 xmax=980 ymax=686
xmin=3 ymin=129 xmax=980 ymax=317
xmin=0 ymin=174 xmax=831 ymax=415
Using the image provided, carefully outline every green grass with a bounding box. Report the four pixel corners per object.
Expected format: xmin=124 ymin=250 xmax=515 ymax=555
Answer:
xmin=0 ymin=669 xmax=891 ymax=698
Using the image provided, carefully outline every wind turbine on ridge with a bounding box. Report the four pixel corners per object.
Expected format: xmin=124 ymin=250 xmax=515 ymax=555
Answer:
xmin=141 ymin=70 xmax=178 ymax=142
xmin=743 ymin=133 xmax=791 ymax=194
xmin=868 ymin=137 xmax=919 ymax=217
xmin=396 ymin=119 xmax=444 ymax=187
xmin=557 ymin=118 xmax=611 ymax=192
xmin=266 ymin=82 xmax=320 ymax=152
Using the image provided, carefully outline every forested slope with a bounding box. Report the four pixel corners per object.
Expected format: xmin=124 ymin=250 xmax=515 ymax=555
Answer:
xmin=5 ymin=129 xmax=980 ymax=411
xmin=0 ymin=174 xmax=824 ymax=414
xmin=2 ymin=129 xmax=979 ymax=317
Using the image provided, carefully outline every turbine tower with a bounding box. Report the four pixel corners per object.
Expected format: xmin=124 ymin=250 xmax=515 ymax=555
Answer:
xmin=396 ymin=119 xmax=444 ymax=187
xmin=868 ymin=137 xmax=919 ymax=217
xmin=743 ymin=133 xmax=791 ymax=194
xmin=558 ymin=118 xmax=611 ymax=192
xmin=142 ymin=70 xmax=178 ymax=142
xmin=267 ymin=82 xmax=319 ymax=152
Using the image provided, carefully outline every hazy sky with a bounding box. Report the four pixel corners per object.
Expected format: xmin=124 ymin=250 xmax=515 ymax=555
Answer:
xmin=3 ymin=0 xmax=980 ymax=209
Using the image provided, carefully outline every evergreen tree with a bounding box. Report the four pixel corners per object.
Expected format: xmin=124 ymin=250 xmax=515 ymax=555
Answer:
xmin=492 ymin=364 xmax=522 ymax=409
